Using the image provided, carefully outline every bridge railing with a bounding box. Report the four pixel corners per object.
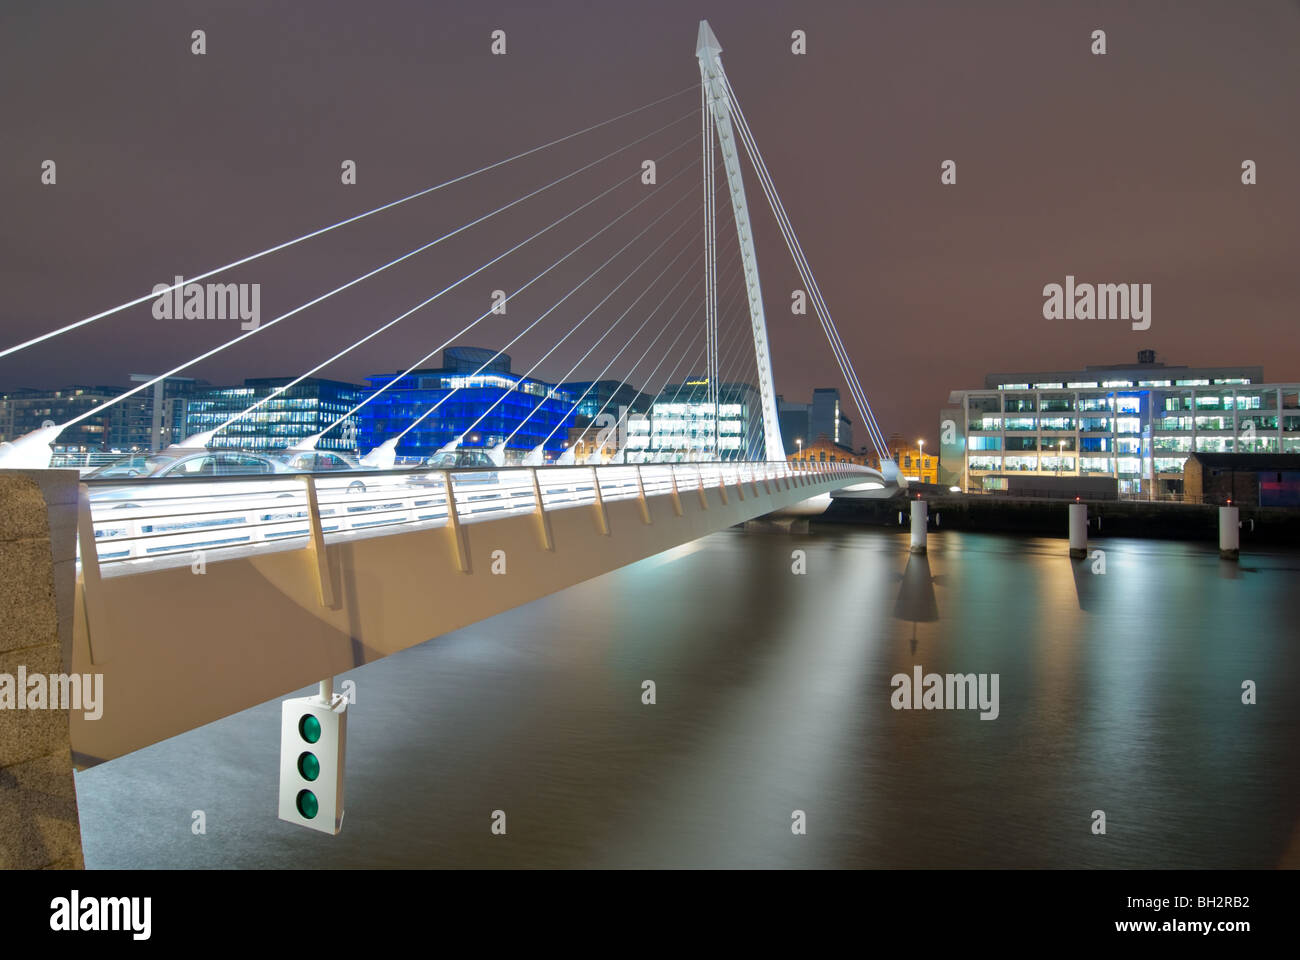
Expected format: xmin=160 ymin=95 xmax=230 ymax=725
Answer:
xmin=79 ymin=459 xmax=867 ymax=570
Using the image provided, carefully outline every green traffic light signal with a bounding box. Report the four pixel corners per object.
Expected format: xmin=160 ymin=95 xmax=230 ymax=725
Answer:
xmin=299 ymin=714 xmax=321 ymax=744
xmin=297 ymin=789 xmax=319 ymax=819
xmin=298 ymin=751 xmax=320 ymax=782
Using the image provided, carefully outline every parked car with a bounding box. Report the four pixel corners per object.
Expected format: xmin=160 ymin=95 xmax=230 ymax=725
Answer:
xmin=275 ymin=451 xmax=370 ymax=493
xmin=80 ymin=454 xmax=158 ymax=479
xmin=408 ymin=449 xmax=500 ymax=488
xmin=85 ymin=451 xmax=293 ymax=508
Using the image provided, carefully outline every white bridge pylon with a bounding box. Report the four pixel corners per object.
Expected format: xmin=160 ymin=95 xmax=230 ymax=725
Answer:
xmin=696 ymin=20 xmax=784 ymax=463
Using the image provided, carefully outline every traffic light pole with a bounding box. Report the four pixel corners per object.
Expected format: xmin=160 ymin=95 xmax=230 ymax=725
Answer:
xmin=279 ymin=674 xmax=349 ymax=835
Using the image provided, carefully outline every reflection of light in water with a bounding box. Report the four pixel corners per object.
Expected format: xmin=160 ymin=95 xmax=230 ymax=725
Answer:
xmin=75 ymin=528 xmax=1300 ymax=870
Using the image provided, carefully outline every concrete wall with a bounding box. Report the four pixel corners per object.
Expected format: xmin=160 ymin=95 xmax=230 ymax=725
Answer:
xmin=0 ymin=469 xmax=84 ymax=869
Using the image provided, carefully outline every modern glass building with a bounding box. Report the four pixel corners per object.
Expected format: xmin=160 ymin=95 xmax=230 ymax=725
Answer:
xmin=558 ymin=380 xmax=651 ymax=421
xmin=183 ymin=377 xmax=364 ymax=452
xmin=812 ymin=387 xmax=852 ymax=450
xmin=778 ymin=388 xmax=852 ymax=454
xmin=357 ymin=347 xmax=576 ymax=462
xmin=625 ymin=379 xmax=761 ymax=462
xmin=939 ymin=352 xmax=1300 ymax=496
xmin=2 ymin=385 xmax=119 ymax=460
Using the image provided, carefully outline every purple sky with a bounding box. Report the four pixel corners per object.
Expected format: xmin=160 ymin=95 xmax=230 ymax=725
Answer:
xmin=2 ymin=0 xmax=1297 ymax=448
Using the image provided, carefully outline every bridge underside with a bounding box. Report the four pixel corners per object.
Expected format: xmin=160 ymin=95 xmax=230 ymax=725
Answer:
xmin=71 ymin=467 xmax=861 ymax=764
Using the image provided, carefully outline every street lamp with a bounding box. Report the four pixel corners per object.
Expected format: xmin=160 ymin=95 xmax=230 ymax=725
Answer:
xmin=917 ymin=439 xmax=925 ymax=482
xmin=796 ymin=437 xmax=803 ymax=459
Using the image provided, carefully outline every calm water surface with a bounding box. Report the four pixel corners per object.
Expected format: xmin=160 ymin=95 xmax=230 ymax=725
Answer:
xmin=78 ymin=525 xmax=1300 ymax=868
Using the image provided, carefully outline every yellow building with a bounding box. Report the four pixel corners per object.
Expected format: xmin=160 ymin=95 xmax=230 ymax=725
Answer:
xmin=788 ymin=434 xmax=865 ymax=465
xmin=887 ymin=434 xmax=938 ymax=484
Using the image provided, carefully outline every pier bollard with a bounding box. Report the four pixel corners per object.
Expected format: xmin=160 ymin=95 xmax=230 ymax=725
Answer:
xmin=1219 ymin=505 xmax=1240 ymax=561
xmin=1068 ymin=503 xmax=1087 ymax=559
xmin=909 ymin=499 xmax=927 ymax=555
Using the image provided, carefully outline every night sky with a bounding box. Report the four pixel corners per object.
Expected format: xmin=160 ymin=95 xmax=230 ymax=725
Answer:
xmin=2 ymin=0 xmax=1297 ymax=448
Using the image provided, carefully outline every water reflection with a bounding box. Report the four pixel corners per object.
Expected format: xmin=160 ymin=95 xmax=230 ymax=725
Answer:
xmin=77 ymin=526 xmax=1300 ymax=869
xmin=893 ymin=554 xmax=940 ymax=655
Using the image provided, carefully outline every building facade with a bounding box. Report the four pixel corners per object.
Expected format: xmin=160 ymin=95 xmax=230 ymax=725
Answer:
xmin=1183 ymin=453 xmax=1300 ymax=507
xmin=558 ymin=380 xmax=651 ymax=422
xmin=112 ymin=376 xmax=209 ymax=451
xmin=357 ymin=347 xmax=575 ymax=462
xmin=778 ymin=387 xmax=852 ymax=456
xmin=3 ymin=385 xmax=119 ymax=456
xmin=889 ymin=438 xmax=938 ymax=485
xmin=184 ymin=377 xmax=365 ymax=452
xmin=626 ymin=380 xmax=760 ymax=462
xmin=812 ymin=388 xmax=852 ymax=451
xmin=939 ymin=352 xmax=1298 ymax=496
xmin=788 ymin=435 xmax=863 ymax=465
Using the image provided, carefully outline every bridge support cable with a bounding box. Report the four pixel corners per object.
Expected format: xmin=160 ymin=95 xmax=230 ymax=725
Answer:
xmin=252 ymin=161 xmax=698 ymax=458
xmin=526 ymin=238 xmax=740 ymax=462
xmin=581 ymin=240 xmax=747 ymax=463
xmin=711 ymin=280 xmax=766 ymax=461
xmin=630 ymin=162 xmax=738 ymax=463
xmin=506 ymin=269 xmax=698 ymax=458
xmin=592 ymin=321 xmax=707 ymax=463
xmin=591 ymin=248 xmax=753 ymax=464
xmin=718 ymin=70 xmax=890 ymax=460
xmin=378 ymin=202 xmax=699 ymax=459
xmin=43 ymin=119 xmax=700 ymax=454
xmin=615 ymin=245 xmax=747 ymax=463
xmin=725 ymin=77 xmax=888 ymax=459
xmin=0 ymin=85 xmax=698 ymax=362
xmin=532 ymin=306 xmax=704 ymax=464
xmin=210 ymin=134 xmax=698 ymax=446
xmin=701 ymin=241 xmax=761 ymax=439
xmin=374 ymin=188 xmax=705 ymax=461
xmin=565 ymin=256 xmax=734 ymax=462
xmin=453 ymin=239 xmax=708 ymax=457
xmin=696 ymin=21 xmax=785 ymax=462
xmin=503 ymin=255 xmax=710 ymax=453
xmin=701 ymin=83 xmax=721 ymax=460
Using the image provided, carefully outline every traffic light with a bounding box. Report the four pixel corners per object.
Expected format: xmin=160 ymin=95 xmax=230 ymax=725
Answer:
xmin=278 ymin=689 xmax=347 ymax=835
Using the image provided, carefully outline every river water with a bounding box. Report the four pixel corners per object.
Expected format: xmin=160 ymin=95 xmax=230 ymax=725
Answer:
xmin=77 ymin=524 xmax=1300 ymax=868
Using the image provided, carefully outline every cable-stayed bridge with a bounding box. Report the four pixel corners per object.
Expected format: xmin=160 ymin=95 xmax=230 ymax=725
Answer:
xmin=2 ymin=22 xmax=900 ymax=767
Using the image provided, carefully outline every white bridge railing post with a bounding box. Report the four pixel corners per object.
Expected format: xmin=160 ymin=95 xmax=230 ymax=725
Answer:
xmin=530 ymin=467 xmax=554 ymax=551
xmin=302 ymin=475 xmax=335 ymax=607
xmin=443 ymin=470 xmax=470 ymax=572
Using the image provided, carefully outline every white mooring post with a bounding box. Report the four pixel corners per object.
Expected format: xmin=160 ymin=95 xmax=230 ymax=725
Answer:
xmin=1068 ymin=503 xmax=1087 ymax=559
xmin=1219 ymin=505 xmax=1240 ymax=561
xmin=909 ymin=499 xmax=927 ymax=555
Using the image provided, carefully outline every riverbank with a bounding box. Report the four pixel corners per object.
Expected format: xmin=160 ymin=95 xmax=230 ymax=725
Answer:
xmin=819 ymin=494 xmax=1300 ymax=546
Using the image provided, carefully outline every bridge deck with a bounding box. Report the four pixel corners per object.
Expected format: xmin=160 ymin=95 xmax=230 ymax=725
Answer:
xmin=72 ymin=461 xmax=874 ymax=764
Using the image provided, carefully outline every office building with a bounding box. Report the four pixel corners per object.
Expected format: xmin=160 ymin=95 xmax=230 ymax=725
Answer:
xmin=778 ymin=387 xmax=852 ymax=455
xmin=558 ymin=380 xmax=651 ymax=422
xmin=184 ymin=377 xmax=365 ymax=452
xmin=3 ymin=385 xmax=119 ymax=455
xmin=357 ymin=347 xmax=576 ymax=462
xmin=938 ymin=351 xmax=1299 ymax=496
xmin=625 ymin=379 xmax=760 ymax=461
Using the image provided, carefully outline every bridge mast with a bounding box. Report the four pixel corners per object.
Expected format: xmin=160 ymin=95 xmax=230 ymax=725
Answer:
xmin=695 ymin=20 xmax=785 ymax=462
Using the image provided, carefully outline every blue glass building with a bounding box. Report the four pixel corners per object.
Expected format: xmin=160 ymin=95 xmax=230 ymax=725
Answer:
xmin=358 ymin=347 xmax=577 ymax=462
